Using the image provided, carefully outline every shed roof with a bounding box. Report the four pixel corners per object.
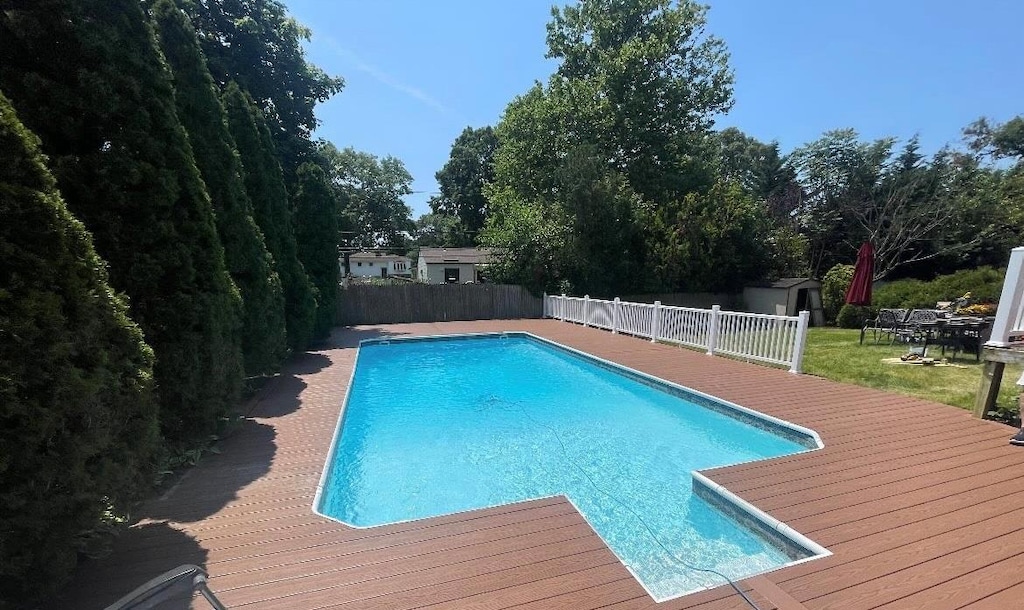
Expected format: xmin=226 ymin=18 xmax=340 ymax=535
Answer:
xmin=771 ymin=277 xmax=820 ymax=289
xmin=419 ymin=247 xmax=492 ymax=264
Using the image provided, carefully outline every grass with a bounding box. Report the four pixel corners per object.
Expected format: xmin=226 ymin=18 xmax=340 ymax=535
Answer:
xmin=803 ymin=327 xmax=1023 ymax=415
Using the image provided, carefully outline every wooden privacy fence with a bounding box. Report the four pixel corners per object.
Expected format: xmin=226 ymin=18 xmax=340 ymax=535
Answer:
xmin=337 ymin=283 xmax=543 ymax=325
xmin=545 ymin=293 xmax=810 ymax=373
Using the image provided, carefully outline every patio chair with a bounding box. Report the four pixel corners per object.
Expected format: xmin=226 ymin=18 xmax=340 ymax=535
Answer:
xmin=894 ymin=309 xmax=939 ymax=344
xmin=105 ymin=564 xmax=226 ymax=610
xmin=860 ymin=308 xmax=908 ymax=345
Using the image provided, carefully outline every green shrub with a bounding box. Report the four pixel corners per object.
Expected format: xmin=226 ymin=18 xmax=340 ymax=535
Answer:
xmin=822 ymin=264 xmax=855 ymax=324
xmin=929 ymin=267 xmax=1004 ymax=303
xmin=836 ymin=304 xmax=875 ymax=329
xmin=872 ymin=278 xmax=928 ymax=308
xmin=0 ymin=92 xmax=159 ymax=606
xmin=293 ymin=162 xmax=340 ymax=339
xmin=874 ymin=267 xmax=1005 ymax=309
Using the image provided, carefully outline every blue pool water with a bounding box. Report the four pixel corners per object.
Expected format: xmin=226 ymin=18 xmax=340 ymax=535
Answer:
xmin=317 ymin=334 xmax=819 ymax=600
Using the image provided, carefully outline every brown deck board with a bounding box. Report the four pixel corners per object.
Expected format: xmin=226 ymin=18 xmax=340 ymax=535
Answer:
xmin=214 ymin=522 xmax=597 ymax=594
xmin=51 ymin=319 xmax=1024 ymax=610
xmin=959 ymin=580 xmax=1024 ymax=609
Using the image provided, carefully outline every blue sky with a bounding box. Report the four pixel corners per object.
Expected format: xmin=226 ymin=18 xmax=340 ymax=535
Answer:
xmin=285 ymin=0 xmax=1023 ymax=216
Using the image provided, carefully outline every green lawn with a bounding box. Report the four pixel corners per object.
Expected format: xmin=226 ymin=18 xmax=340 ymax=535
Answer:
xmin=803 ymin=327 xmax=1023 ymax=414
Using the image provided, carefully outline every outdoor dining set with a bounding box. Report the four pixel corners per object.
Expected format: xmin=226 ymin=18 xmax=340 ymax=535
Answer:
xmin=859 ymin=307 xmax=994 ymax=361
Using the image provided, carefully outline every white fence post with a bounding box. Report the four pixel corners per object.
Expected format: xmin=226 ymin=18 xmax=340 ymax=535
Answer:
xmin=612 ymin=297 xmax=621 ymax=334
xmin=790 ymin=310 xmax=810 ymax=374
xmin=987 ymin=247 xmax=1024 ymax=346
xmin=559 ymin=294 xmax=566 ymax=321
xmin=707 ymin=305 xmax=721 ymax=356
xmin=583 ymin=295 xmax=591 ymax=327
xmin=651 ymin=300 xmax=661 ymax=343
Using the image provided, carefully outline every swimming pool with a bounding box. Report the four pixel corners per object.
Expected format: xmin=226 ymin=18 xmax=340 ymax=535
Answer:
xmin=315 ymin=333 xmax=828 ymax=601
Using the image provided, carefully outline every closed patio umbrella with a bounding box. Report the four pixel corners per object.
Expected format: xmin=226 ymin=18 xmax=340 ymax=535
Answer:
xmin=845 ymin=242 xmax=874 ymax=305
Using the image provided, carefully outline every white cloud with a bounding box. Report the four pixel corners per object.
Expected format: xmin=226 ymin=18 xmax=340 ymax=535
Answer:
xmin=322 ymin=37 xmax=458 ymax=120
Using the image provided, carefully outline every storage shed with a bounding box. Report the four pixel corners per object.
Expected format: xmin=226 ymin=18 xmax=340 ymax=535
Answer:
xmin=416 ymin=247 xmax=492 ymax=284
xmin=743 ymin=278 xmax=825 ymax=326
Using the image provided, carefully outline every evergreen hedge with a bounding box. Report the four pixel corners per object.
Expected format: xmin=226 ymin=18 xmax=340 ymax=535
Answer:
xmin=152 ymin=0 xmax=288 ymax=375
xmin=294 ymin=162 xmax=340 ymax=339
xmin=0 ymin=92 xmax=159 ymax=606
xmin=223 ymin=83 xmax=317 ymax=351
xmin=0 ymin=0 xmax=244 ymax=445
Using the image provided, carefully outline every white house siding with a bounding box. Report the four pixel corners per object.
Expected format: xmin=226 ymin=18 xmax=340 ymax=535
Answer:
xmin=419 ymin=262 xmax=480 ymax=284
xmin=348 ymin=255 xmax=412 ymax=278
xmin=350 ymin=259 xmax=384 ymax=278
xmin=389 ymin=259 xmax=411 ymax=276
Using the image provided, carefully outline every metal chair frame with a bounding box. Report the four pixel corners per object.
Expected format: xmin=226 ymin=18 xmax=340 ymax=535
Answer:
xmin=104 ymin=564 xmax=226 ymax=610
xmin=860 ymin=308 xmax=908 ymax=344
xmin=895 ymin=309 xmax=940 ymax=344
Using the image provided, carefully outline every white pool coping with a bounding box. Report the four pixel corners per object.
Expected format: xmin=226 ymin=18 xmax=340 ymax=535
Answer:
xmin=311 ymin=331 xmax=830 ymax=603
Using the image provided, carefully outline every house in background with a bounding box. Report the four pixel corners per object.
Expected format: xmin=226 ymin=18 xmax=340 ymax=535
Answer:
xmin=345 ymin=251 xmax=412 ymax=278
xmin=417 ymin=247 xmax=492 ymax=284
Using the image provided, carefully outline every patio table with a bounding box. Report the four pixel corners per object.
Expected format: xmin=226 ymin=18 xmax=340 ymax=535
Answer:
xmin=919 ymin=317 xmax=992 ymax=361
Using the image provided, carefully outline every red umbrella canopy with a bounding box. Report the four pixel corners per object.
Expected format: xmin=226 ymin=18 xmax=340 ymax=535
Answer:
xmin=845 ymin=242 xmax=875 ymax=306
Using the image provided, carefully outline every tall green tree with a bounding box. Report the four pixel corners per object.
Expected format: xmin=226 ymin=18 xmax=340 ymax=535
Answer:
xmin=0 ymin=0 xmax=243 ymax=445
xmin=293 ymin=162 xmax=339 ymax=339
xmin=413 ymin=212 xmax=463 ymax=247
xmin=714 ymin=128 xmax=808 ymax=278
xmin=545 ymin=0 xmax=733 ymax=202
xmin=176 ymin=0 xmax=344 ymax=176
xmin=0 ymin=91 xmax=159 ymax=606
xmin=715 ymin=127 xmax=803 ymax=222
xmin=485 ymin=0 xmax=736 ymax=294
xmin=644 ymin=181 xmax=772 ymax=291
xmin=321 ymin=144 xmax=415 ymax=249
xmin=152 ymin=0 xmax=287 ymax=375
xmin=223 ymin=82 xmax=317 ymax=351
xmin=957 ymin=116 xmax=1024 ymax=269
xmin=965 ymin=116 xmax=1024 ymax=160
xmin=429 ymin=126 xmax=498 ymax=246
xmin=791 ymin=130 xmax=978 ymax=280
xmin=486 ymin=143 xmax=645 ymax=295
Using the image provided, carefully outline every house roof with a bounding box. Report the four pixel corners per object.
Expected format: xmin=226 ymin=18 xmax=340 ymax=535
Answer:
xmin=348 ymin=251 xmax=409 ymax=261
xmin=419 ymin=247 xmax=492 ymax=265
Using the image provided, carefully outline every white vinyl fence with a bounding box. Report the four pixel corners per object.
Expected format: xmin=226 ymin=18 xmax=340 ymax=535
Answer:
xmin=544 ymin=294 xmax=810 ymax=373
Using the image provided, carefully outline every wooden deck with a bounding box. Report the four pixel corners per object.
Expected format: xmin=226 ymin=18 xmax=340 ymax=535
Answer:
xmin=53 ymin=320 xmax=1024 ymax=610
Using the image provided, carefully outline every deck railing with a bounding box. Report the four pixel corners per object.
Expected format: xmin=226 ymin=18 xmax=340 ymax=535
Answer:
xmin=544 ymin=294 xmax=810 ymax=373
xmin=988 ymin=246 xmax=1024 ymax=347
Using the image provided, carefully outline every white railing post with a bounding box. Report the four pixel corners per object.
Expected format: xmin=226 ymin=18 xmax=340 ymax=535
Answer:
xmin=583 ymin=295 xmax=591 ymax=327
xmin=612 ymin=297 xmax=621 ymax=334
xmin=560 ymin=293 xmax=566 ymax=321
xmin=651 ymin=300 xmax=661 ymax=343
xmin=987 ymin=247 xmax=1024 ymax=346
xmin=707 ymin=305 xmax=721 ymax=356
xmin=790 ymin=310 xmax=810 ymax=374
